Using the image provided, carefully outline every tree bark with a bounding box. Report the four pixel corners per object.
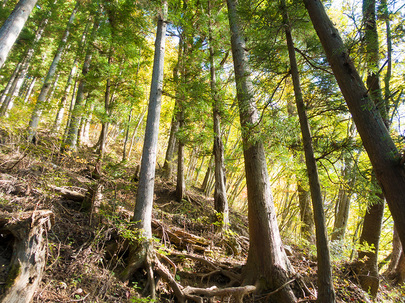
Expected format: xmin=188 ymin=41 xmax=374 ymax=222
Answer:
xmin=0 ymin=61 xmax=21 ymax=116
xmin=176 ymin=109 xmax=185 ymax=201
xmin=209 ymin=0 xmax=229 ymax=230
xmin=0 ymin=210 xmax=54 ymax=303
xmin=352 ymin=0 xmax=387 ymax=296
xmin=303 ymin=0 xmax=405 ymax=255
xmin=132 ymin=0 xmax=167 ymax=239
xmin=127 ymin=108 xmax=147 ymax=159
xmin=0 ymin=0 xmax=38 ymax=69
xmin=356 ymin=188 xmax=384 ymax=296
xmin=281 ymin=2 xmax=335 ymax=301
xmin=162 ymin=112 xmax=179 ymax=179
xmin=122 ymin=108 xmax=133 ymax=162
xmin=53 ymin=22 xmax=89 ymax=132
xmin=297 ymin=178 xmax=315 ymax=243
xmin=28 ymin=2 xmax=79 ymax=142
xmin=22 ymin=76 xmax=35 ymax=103
xmin=226 ymin=0 xmax=296 ymax=301
xmin=63 ymin=18 xmax=98 ymax=152
xmin=1 ymin=2 xmax=55 ymax=116
xmin=332 ymin=130 xmax=358 ymax=242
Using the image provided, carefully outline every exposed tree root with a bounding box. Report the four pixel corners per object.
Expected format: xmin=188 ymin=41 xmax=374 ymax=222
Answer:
xmin=167 ymin=251 xmax=242 ymax=285
xmin=154 ymin=256 xmax=255 ymax=303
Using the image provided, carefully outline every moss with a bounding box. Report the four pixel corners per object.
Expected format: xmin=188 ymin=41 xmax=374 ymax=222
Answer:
xmin=4 ymin=261 xmax=21 ymax=290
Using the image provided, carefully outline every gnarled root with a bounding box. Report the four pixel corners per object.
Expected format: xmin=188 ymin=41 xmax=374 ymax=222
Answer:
xmin=119 ymin=240 xmax=156 ymax=300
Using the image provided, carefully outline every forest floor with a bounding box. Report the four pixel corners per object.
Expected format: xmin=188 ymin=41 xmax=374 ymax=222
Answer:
xmin=0 ymin=130 xmax=404 ymax=302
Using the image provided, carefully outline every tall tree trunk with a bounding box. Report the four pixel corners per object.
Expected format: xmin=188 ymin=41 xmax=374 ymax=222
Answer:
xmin=297 ymin=179 xmax=315 ymax=243
xmin=79 ymin=99 xmax=92 ymax=146
xmin=303 ymin=0 xmax=405 ymax=255
xmin=128 ymin=108 xmax=147 ymax=159
xmin=53 ymin=62 xmax=78 ymax=132
xmin=63 ymin=18 xmax=98 ymax=152
xmin=122 ymin=108 xmax=133 ymax=162
xmin=386 ymin=227 xmax=402 ymax=275
xmin=98 ymin=73 xmax=112 ymax=160
xmin=332 ymin=125 xmax=358 ymax=241
xmin=0 ymin=61 xmax=21 ymax=116
xmin=162 ymin=113 xmax=179 ymax=179
xmin=132 ymin=0 xmax=167 ymax=238
xmin=281 ymin=1 xmax=335 ymax=301
xmin=202 ymin=155 xmax=214 ymax=194
xmin=0 ymin=0 xmax=38 ymax=69
xmin=176 ymin=109 xmax=185 ymax=201
xmin=120 ymin=5 xmax=168 ymax=289
xmin=53 ymin=23 xmax=89 ymax=132
xmin=28 ymin=2 xmax=79 ymax=142
xmin=2 ymin=2 xmax=55 ymax=115
xmin=226 ymin=0 xmax=296 ymax=301
xmin=356 ymin=187 xmax=384 ymax=296
xmin=209 ymin=0 xmax=229 ymax=230
xmin=352 ymin=0 xmax=387 ymax=296
xmin=23 ymin=76 xmax=35 ymax=103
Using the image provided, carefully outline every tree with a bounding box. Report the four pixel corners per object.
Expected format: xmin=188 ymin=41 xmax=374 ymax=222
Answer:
xmin=303 ymin=0 xmax=405 ymax=254
xmin=120 ymin=2 xmax=168 ymax=291
xmin=226 ymin=0 xmax=296 ymax=300
xmin=0 ymin=0 xmax=38 ymax=69
xmin=209 ymin=0 xmax=229 ymax=230
xmin=63 ymin=16 xmax=99 ymax=151
xmin=281 ymin=0 xmax=335 ymax=300
xmin=27 ymin=1 xmax=79 ymax=142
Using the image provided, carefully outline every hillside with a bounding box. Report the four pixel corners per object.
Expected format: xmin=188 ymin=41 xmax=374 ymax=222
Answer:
xmin=0 ymin=132 xmax=403 ymax=302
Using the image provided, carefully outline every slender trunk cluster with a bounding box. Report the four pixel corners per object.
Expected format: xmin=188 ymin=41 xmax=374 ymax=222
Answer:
xmin=63 ymin=18 xmax=99 ymax=151
xmin=28 ymin=2 xmax=79 ymax=142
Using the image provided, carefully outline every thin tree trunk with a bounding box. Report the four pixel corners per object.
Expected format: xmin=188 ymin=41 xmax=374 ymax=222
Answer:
xmin=63 ymin=17 xmax=98 ymax=152
xmin=0 ymin=61 xmax=21 ymax=116
xmin=28 ymin=2 xmax=79 ymax=142
xmin=162 ymin=113 xmax=179 ymax=179
xmin=128 ymin=108 xmax=147 ymax=159
xmin=122 ymin=108 xmax=133 ymax=162
xmin=23 ymin=76 xmax=35 ymax=103
xmin=332 ymin=127 xmax=358 ymax=241
xmin=53 ymin=23 xmax=89 ymax=132
xmin=297 ymin=179 xmax=315 ymax=243
xmin=79 ymin=99 xmax=92 ymax=146
xmin=62 ymin=77 xmax=78 ymax=143
xmin=3 ymin=2 xmax=55 ymax=115
xmin=281 ymin=1 xmax=335 ymax=300
xmin=303 ymin=0 xmax=405 ymax=255
xmin=98 ymin=74 xmax=112 ymax=159
xmin=176 ymin=109 xmax=185 ymax=201
xmin=163 ymin=39 xmax=183 ymax=180
xmin=209 ymin=0 xmax=229 ymax=229
xmin=226 ymin=0 xmax=296 ymax=300
xmin=53 ymin=62 xmax=78 ymax=132
xmin=386 ymin=227 xmax=401 ymax=274
xmin=0 ymin=0 xmax=38 ymax=69
xmin=202 ymin=155 xmax=214 ymax=194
